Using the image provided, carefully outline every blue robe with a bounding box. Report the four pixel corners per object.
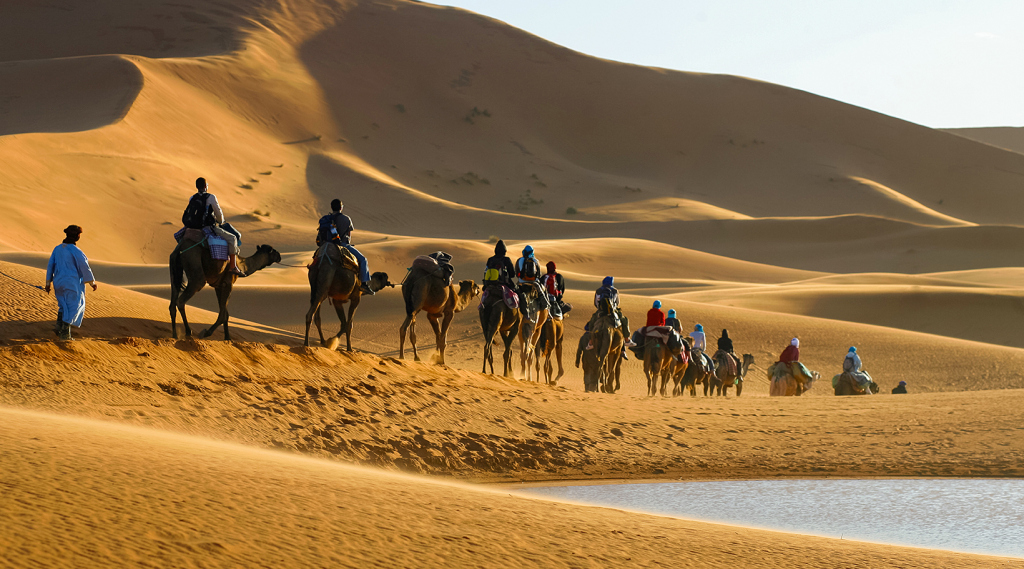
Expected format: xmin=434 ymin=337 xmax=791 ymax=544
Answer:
xmin=46 ymin=243 xmax=95 ymax=328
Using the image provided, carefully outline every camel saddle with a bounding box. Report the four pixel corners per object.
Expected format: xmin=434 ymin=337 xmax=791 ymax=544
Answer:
xmin=312 ymin=242 xmax=360 ymax=273
xmin=411 ymin=253 xmax=454 ymax=285
xmin=714 ymin=349 xmax=738 ymax=376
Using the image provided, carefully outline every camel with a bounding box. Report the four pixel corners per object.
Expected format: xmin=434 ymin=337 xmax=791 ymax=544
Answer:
xmin=169 ymin=239 xmax=281 ymax=341
xmin=535 ymin=315 xmax=565 ymax=385
xmin=833 ymin=373 xmax=879 ymax=396
xmin=590 ymin=299 xmax=624 ymax=394
xmin=768 ymin=362 xmax=821 ymax=396
xmin=676 ymin=339 xmax=713 ymax=397
xmin=642 ymin=333 xmax=681 ymax=397
xmin=479 ymin=285 xmax=521 ymax=377
xmin=711 ymin=352 xmax=756 ymax=396
xmin=304 ymin=244 xmax=392 ymax=350
xmin=517 ymin=285 xmax=550 ymax=381
xmin=398 ymin=266 xmax=480 ymax=364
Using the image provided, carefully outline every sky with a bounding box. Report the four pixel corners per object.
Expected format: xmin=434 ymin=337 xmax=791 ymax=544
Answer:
xmin=434 ymin=0 xmax=1024 ymax=128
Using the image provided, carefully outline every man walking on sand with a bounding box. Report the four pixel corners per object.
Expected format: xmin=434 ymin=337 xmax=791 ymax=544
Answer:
xmin=45 ymin=225 xmax=97 ymax=341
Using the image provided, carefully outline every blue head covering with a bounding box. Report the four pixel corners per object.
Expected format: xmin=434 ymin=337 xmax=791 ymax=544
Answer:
xmin=523 ymin=245 xmax=534 ymax=257
xmin=602 ymin=276 xmax=614 ymax=287
xmin=848 ymin=346 xmax=857 ymax=353
xmin=695 ymin=324 xmax=703 ymax=332
xmin=653 ymin=300 xmax=662 ymax=309
xmin=667 ymin=309 xmax=676 ymax=318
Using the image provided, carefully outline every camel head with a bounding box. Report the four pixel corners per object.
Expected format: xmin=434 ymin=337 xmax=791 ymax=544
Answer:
xmin=458 ymin=280 xmax=481 ymax=300
xmin=453 ymin=280 xmax=481 ymax=312
xmin=369 ymin=271 xmax=394 ymax=292
xmin=246 ymin=245 xmax=281 ymax=272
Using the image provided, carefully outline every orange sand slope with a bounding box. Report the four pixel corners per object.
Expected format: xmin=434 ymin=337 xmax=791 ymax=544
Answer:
xmin=2 ymin=408 xmax=1019 ymax=568
xmin=4 ymin=338 xmax=1024 ymax=482
xmin=3 ymin=0 xmax=1024 ymax=267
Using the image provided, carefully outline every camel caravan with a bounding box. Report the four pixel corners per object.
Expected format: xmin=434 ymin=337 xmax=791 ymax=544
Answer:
xmin=163 ymin=183 xmax=883 ymax=397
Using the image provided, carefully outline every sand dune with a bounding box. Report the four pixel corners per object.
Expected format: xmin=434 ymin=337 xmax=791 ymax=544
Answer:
xmin=4 ymin=408 xmax=1013 ymax=568
xmin=945 ymin=126 xmax=1024 ymax=155
xmin=4 ymin=0 xmax=1024 ymax=565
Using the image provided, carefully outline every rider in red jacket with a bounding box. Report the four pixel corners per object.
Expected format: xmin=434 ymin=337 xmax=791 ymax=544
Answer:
xmin=646 ymin=300 xmax=666 ymax=327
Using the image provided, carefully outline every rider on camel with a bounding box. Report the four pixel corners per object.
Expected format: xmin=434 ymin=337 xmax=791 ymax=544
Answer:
xmin=629 ymin=300 xmax=666 ymax=357
xmin=843 ymin=346 xmax=874 ymax=394
xmin=779 ymin=337 xmax=800 ymax=363
xmin=540 ymin=261 xmax=571 ymax=317
xmin=585 ymin=276 xmax=635 ymax=356
xmin=515 ymin=245 xmax=549 ymax=315
xmin=316 ymin=199 xmax=374 ymax=295
xmin=482 ymin=239 xmax=517 ymax=306
xmin=666 ymin=309 xmax=682 ymax=334
xmin=183 ymin=177 xmax=244 ymax=275
xmin=717 ymin=329 xmax=742 ymax=371
xmin=689 ymin=323 xmax=716 ymax=372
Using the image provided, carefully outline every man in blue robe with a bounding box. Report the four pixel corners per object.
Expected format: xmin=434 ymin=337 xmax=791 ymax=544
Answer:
xmin=44 ymin=225 xmax=97 ymax=340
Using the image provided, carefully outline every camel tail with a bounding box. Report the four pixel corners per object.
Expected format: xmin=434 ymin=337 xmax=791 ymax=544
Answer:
xmin=403 ymin=284 xmax=415 ymax=316
xmin=169 ymin=247 xmax=185 ymax=294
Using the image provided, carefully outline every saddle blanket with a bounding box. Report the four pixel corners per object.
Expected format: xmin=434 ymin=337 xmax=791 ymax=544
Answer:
xmin=173 ymin=227 xmax=205 ymax=243
xmin=638 ymin=326 xmax=674 ymax=342
xmin=713 ymin=350 xmax=738 ymax=376
xmin=203 ymin=227 xmax=230 ymax=261
xmin=173 ymin=227 xmax=227 ymax=260
xmin=479 ymin=286 xmax=518 ymax=310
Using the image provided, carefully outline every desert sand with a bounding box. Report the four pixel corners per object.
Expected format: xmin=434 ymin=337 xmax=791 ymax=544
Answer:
xmin=4 ymin=0 xmax=1024 ymax=566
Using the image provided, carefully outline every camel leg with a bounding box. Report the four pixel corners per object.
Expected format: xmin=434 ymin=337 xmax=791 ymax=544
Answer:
xmin=399 ymin=311 xmax=414 ymax=360
xmin=481 ymin=306 xmax=498 ymax=375
xmin=200 ymin=282 xmax=232 ymax=339
xmin=304 ymin=287 xmax=331 ymax=347
xmin=409 ymin=315 xmax=420 ymax=362
xmin=342 ymin=296 xmax=359 ymax=352
xmin=329 ymin=299 xmax=348 ymax=350
xmin=427 ymin=313 xmax=443 ymax=364
xmin=554 ymin=329 xmax=564 ymax=383
xmin=503 ymin=320 xmax=520 ymax=378
xmin=437 ymin=311 xmax=454 ymax=366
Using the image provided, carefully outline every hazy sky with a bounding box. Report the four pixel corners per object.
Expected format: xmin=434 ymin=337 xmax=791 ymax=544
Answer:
xmin=435 ymin=1 xmax=1023 ymax=128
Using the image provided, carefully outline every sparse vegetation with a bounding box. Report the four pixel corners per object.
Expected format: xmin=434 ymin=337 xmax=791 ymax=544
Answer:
xmin=464 ymin=106 xmax=492 ymax=124
xmin=487 ymin=235 xmax=500 ymax=244
xmin=530 ymin=173 xmax=547 ymax=188
xmin=517 ymin=189 xmax=544 ymax=210
xmin=566 ymin=207 xmax=578 ymax=215
xmin=624 ymin=186 xmax=642 ymax=193
xmin=239 ymin=184 xmax=254 ymax=190
xmin=450 ymin=172 xmax=490 ymax=185
xmin=395 ymin=104 xmax=406 ymax=113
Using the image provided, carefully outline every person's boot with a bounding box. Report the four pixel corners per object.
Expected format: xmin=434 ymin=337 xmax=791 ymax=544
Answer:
xmin=54 ymin=313 xmax=63 ymax=336
xmin=229 ymin=254 xmax=245 ymax=276
xmin=360 ymin=282 xmax=375 ymax=296
xmin=57 ymin=322 xmax=72 ymax=341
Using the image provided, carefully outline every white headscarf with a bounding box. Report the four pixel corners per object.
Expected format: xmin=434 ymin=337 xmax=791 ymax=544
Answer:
xmin=791 ymin=338 xmax=799 ymax=348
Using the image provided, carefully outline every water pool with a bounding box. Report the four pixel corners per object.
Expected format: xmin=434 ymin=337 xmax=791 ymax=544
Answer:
xmin=522 ymin=479 xmax=1024 ymax=558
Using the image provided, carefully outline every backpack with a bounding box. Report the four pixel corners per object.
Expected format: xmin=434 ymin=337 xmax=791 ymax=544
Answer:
xmin=317 ymin=214 xmax=339 ymax=244
xmin=182 ymin=193 xmax=211 ymax=229
xmin=542 ymin=274 xmax=559 ymax=296
xmin=519 ymin=257 xmax=539 ymax=281
xmin=483 ymin=256 xmax=507 ymax=283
